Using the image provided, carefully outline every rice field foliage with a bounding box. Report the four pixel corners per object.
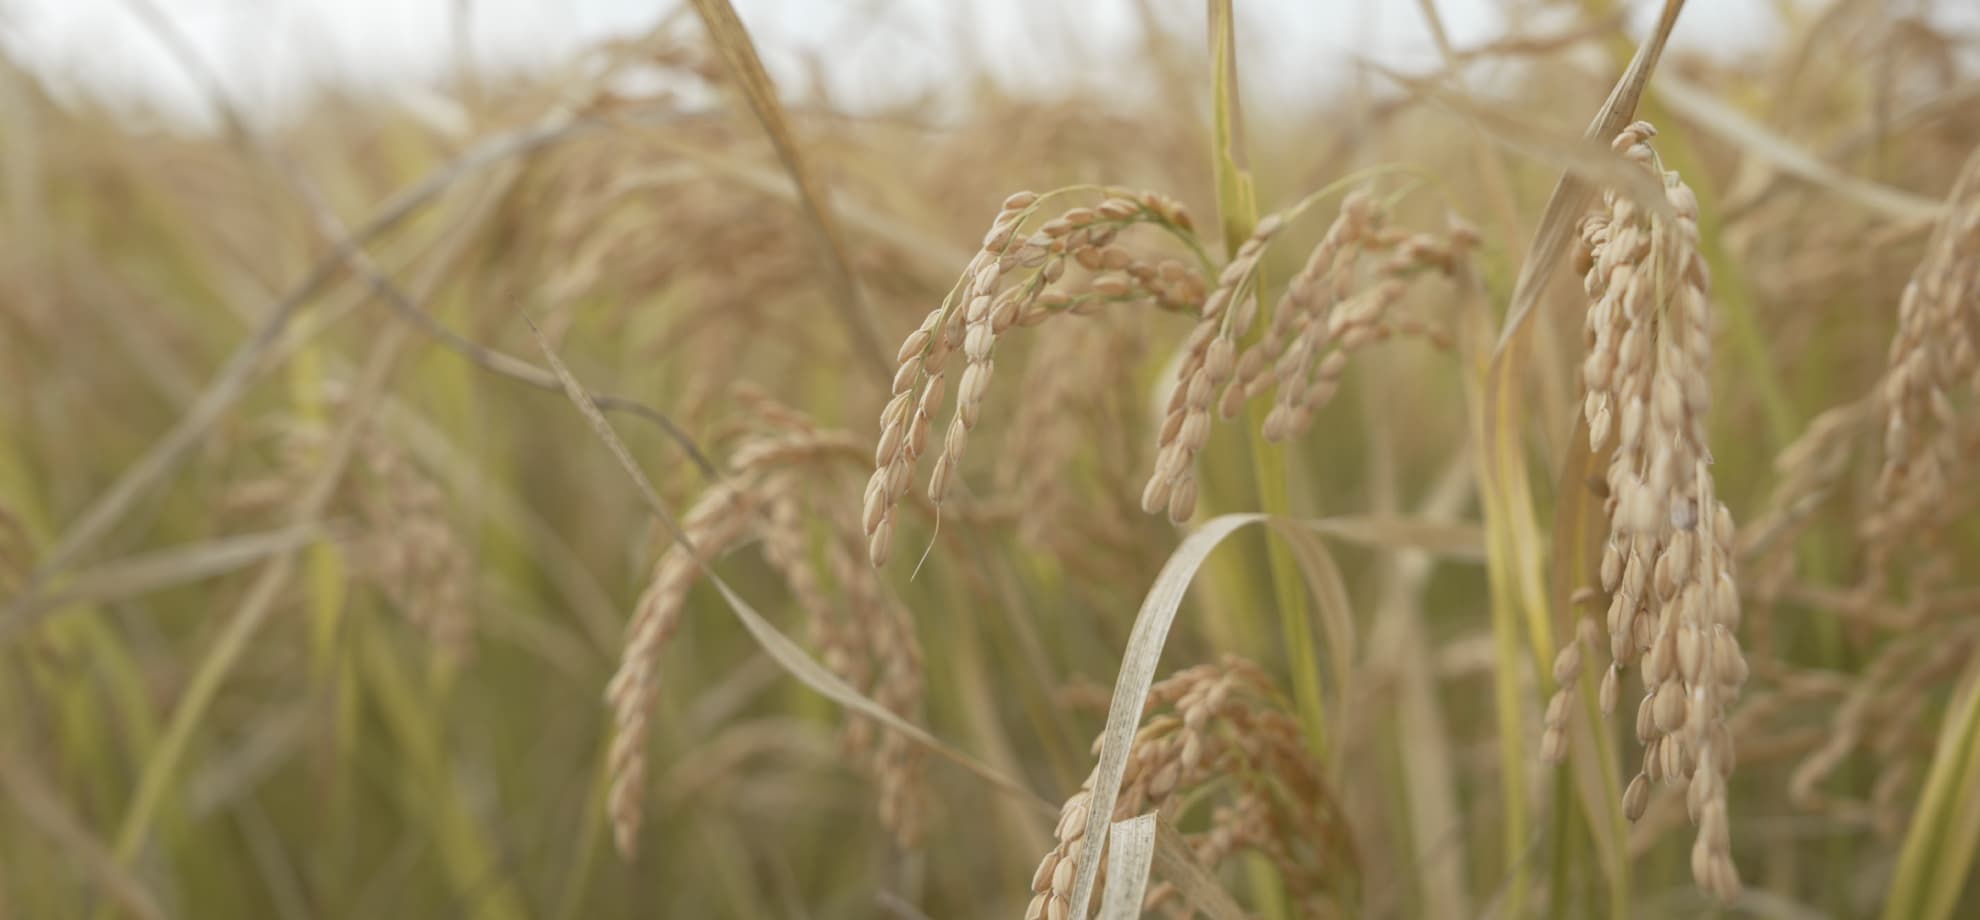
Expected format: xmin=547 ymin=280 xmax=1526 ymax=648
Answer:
xmin=4 ymin=2 xmax=1980 ymax=918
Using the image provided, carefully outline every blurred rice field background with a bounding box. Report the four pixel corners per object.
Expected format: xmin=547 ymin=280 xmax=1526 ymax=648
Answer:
xmin=3 ymin=1 xmax=1980 ymax=918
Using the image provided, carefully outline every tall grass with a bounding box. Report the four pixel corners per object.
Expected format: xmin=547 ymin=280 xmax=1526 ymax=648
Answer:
xmin=4 ymin=2 xmax=1980 ymax=918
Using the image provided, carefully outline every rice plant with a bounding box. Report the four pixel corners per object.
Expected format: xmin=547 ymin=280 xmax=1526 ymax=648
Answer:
xmin=4 ymin=1 xmax=1980 ymax=918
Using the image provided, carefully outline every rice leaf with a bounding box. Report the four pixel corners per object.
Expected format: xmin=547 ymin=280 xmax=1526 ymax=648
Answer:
xmin=1273 ymin=523 xmax=1359 ymax=716
xmin=1056 ymin=502 xmax=1484 ymax=918
xmin=1098 ymin=813 xmax=1159 ymax=920
xmin=1066 ymin=510 xmax=1417 ymax=918
xmin=1067 ymin=513 xmax=1259 ymax=919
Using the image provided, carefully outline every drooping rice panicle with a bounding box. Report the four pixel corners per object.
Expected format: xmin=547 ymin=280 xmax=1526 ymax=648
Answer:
xmin=1579 ymin=121 xmax=1748 ymax=902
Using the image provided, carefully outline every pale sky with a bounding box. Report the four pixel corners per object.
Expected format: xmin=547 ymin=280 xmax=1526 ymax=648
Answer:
xmin=0 ymin=1 xmax=1810 ymax=130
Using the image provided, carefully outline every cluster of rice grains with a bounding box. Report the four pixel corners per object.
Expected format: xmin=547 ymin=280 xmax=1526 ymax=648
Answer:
xmin=1143 ymin=193 xmax=1470 ymax=523
xmin=998 ymin=315 xmax=1156 ymax=586
xmin=1023 ymin=657 xmax=1353 ymax=920
xmin=865 ymin=186 xmax=1472 ymax=566
xmin=604 ymin=398 xmax=927 ymax=857
xmin=226 ymin=415 xmax=475 ymax=662
xmin=852 ymin=185 xmax=1471 ymax=914
xmin=1766 ymin=148 xmax=1980 ymax=837
xmin=352 ymin=434 xmax=475 ymax=662
xmin=864 ymin=188 xmax=1208 ymax=566
xmin=1552 ymin=122 xmax=1749 ymax=900
xmin=1868 ymin=151 xmax=1980 ymax=562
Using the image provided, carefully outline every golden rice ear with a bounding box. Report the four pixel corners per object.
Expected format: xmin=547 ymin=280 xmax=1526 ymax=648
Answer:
xmin=1869 ymin=148 xmax=1980 ymax=545
xmin=865 ymin=188 xmax=1213 ymax=565
xmin=1466 ymin=4 xmax=1690 ymax=909
xmin=1573 ymin=124 xmax=1748 ymax=900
